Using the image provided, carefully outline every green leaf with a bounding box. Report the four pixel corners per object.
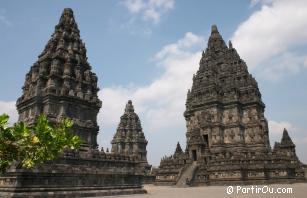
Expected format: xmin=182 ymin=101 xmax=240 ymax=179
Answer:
xmin=0 ymin=114 xmax=9 ymax=129
xmin=0 ymin=113 xmax=81 ymax=172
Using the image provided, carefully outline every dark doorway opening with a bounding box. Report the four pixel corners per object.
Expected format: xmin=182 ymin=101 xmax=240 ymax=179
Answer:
xmin=192 ymin=150 xmax=197 ymax=161
xmin=203 ymin=134 xmax=209 ymax=147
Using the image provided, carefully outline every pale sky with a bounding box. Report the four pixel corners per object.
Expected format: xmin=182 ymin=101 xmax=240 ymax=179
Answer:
xmin=0 ymin=0 xmax=307 ymax=166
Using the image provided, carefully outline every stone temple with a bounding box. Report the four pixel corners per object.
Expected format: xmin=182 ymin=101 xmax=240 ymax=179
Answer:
xmin=0 ymin=8 xmax=147 ymax=197
xmin=155 ymin=25 xmax=306 ymax=186
xmin=16 ymin=8 xmax=100 ymax=150
xmin=111 ymin=100 xmax=151 ymax=175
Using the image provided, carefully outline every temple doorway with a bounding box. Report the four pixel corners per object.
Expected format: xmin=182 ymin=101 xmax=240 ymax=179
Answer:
xmin=192 ymin=150 xmax=197 ymax=161
xmin=203 ymin=134 xmax=209 ymax=147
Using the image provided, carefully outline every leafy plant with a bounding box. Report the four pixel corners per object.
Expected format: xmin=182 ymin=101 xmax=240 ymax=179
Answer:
xmin=0 ymin=114 xmax=81 ymax=173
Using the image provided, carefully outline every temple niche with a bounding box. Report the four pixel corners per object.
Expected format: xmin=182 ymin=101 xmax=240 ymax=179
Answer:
xmin=0 ymin=8 xmax=147 ymax=197
xmin=155 ymin=25 xmax=306 ymax=186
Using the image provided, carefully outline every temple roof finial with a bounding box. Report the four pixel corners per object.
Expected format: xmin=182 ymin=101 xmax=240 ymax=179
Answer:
xmin=56 ymin=8 xmax=79 ymax=33
xmin=63 ymin=7 xmax=73 ymax=14
xmin=60 ymin=7 xmax=74 ymax=20
xmin=207 ymin=24 xmax=227 ymax=50
xmin=125 ymin=100 xmax=135 ymax=113
xmin=281 ymin=128 xmax=294 ymax=145
xmin=229 ymin=40 xmax=233 ymax=49
xmin=174 ymin=142 xmax=183 ymax=155
xmin=211 ymin=24 xmax=218 ymax=34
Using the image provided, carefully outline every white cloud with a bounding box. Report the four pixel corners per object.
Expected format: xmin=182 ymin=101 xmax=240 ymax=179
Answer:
xmin=121 ymin=0 xmax=175 ymax=23
xmin=232 ymin=0 xmax=307 ymax=80
xmin=99 ymin=32 xmax=203 ymax=130
xmin=257 ymin=52 xmax=306 ymax=81
xmin=98 ymin=32 xmax=204 ymax=165
xmin=155 ymin=32 xmax=204 ymax=60
xmin=296 ymin=137 xmax=307 ymax=163
xmin=250 ymin=0 xmax=273 ymax=7
xmin=119 ymin=17 xmax=152 ymax=37
xmin=98 ymin=85 xmax=136 ymax=127
xmin=122 ymin=0 xmax=145 ymax=13
xmin=0 ymin=101 xmax=18 ymax=125
xmin=268 ymin=120 xmax=295 ymax=135
xmin=0 ymin=9 xmax=12 ymax=27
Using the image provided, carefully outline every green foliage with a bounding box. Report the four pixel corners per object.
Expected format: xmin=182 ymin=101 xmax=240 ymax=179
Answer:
xmin=0 ymin=114 xmax=81 ymax=173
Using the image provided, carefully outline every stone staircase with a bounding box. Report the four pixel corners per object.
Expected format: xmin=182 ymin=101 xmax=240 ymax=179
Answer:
xmin=176 ymin=161 xmax=198 ymax=187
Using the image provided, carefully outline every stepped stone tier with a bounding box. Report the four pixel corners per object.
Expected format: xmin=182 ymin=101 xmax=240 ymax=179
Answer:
xmin=111 ymin=100 xmax=151 ymax=174
xmin=0 ymin=8 xmax=146 ymax=197
xmin=155 ymin=25 xmax=306 ymax=186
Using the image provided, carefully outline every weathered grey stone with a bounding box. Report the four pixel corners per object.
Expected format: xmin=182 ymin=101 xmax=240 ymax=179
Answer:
xmin=155 ymin=25 xmax=306 ymax=186
xmin=16 ymin=8 xmax=101 ymax=149
xmin=111 ymin=100 xmax=153 ymax=181
xmin=0 ymin=8 xmax=147 ymax=197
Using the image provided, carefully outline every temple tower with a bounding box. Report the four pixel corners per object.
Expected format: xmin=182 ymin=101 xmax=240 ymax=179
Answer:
xmin=16 ymin=8 xmax=101 ymax=149
xmin=184 ymin=25 xmax=270 ymax=162
xmin=0 ymin=9 xmax=147 ymax=197
xmin=111 ymin=100 xmax=148 ymax=164
xmin=273 ymin=128 xmax=298 ymax=160
xmin=155 ymin=25 xmax=305 ymax=186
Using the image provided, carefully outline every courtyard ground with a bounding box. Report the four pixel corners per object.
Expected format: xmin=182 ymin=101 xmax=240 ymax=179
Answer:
xmin=102 ymin=183 xmax=307 ymax=198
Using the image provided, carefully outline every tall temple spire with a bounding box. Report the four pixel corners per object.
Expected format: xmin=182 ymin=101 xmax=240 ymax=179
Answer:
xmin=157 ymin=25 xmax=305 ymax=187
xmin=16 ymin=8 xmax=101 ymax=149
xmin=3 ymin=8 xmax=150 ymax=197
xmin=185 ymin=24 xmax=270 ymax=164
xmin=37 ymin=7 xmax=90 ymax=70
xmin=199 ymin=25 xmax=230 ymax=69
xmin=187 ymin=24 xmax=263 ymax=113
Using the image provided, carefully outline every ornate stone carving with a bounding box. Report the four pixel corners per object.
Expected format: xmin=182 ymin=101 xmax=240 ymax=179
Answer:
xmin=16 ymin=7 xmax=102 ymax=149
xmin=2 ymin=8 xmax=148 ymax=197
xmin=111 ymin=101 xmax=149 ymax=160
xmin=156 ymin=25 xmax=305 ymax=186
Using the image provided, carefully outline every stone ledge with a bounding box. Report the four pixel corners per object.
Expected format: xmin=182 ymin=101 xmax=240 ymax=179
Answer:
xmin=0 ymin=187 xmax=147 ymax=198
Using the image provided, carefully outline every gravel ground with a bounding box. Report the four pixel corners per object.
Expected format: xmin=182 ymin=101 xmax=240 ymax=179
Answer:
xmin=102 ymin=183 xmax=307 ymax=198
